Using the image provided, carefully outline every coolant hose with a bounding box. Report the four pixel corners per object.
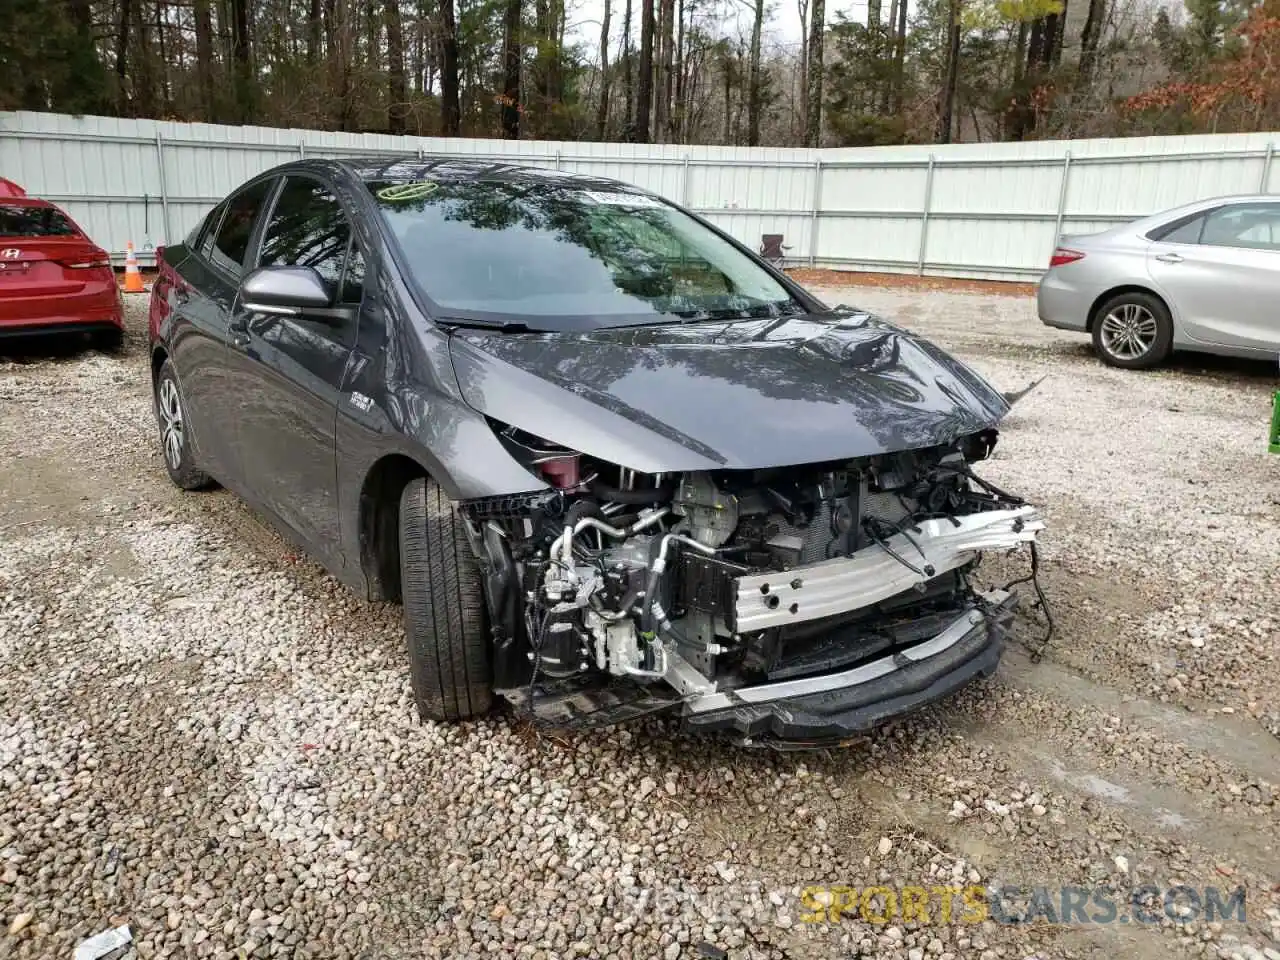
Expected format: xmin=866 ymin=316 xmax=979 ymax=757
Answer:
xmin=555 ymin=500 xmax=604 ymax=580
xmin=586 ymin=478 xmax=676 ymax=505
xmin=564 ymin=499 xmax=604 ymax=529
xmin=639 ymin=568 xmax=663 ymax=636
xmin=639 ymin=533 xmax=717 ymax=637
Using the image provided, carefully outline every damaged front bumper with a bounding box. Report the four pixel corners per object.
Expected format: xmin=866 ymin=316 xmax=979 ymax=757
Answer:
xmin=478 ymin=434 xmax=1046 ymax=745
xmin=682 ymin=588 xmax=1014 ymax=743
xmin=731 ymin=507 xmax=1042 ymax=631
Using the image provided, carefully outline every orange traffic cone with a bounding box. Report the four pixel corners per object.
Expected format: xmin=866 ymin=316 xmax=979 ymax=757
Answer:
xmin=124 ymin=241 xmax=145 ymax=293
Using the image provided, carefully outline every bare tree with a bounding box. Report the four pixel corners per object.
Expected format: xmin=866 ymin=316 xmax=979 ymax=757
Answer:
xmin=805 ymin=0 xmax=823 ymax=146
xmin=747 ymin=0 xmax=764 ymax=145
xmin=636 ymin=0 xmax=654 ymax=141
xmin=879 ymin=0 xmax=897 ymax=113
xmin=365 ymin=0 xmax=382 ymax=72
xmin=194 ymin=0 xmax=215 ymax=119
xmin=659 ymin=0 xmax=676 ymax=140
xmin=307 ymin=0 xmax=323 ymax=63
xmin=622 ymin=0 xmax=634 ymax=135
xmin=132 ymin=0 xmax=154 ymax=116
xmin=1079 ymin=0 xmax=1108 ymax=81
xmin=796 ymin=0 xmax=808 ymax=139
xmin=653 ymin=0 xmax=667 ymax=137
xmin=115 ymin=0 xmax=132 ymax=112
xmin=670 ymin=0 xmax=685 ymax=140
xmin=440 ymin=0 xmax=461 ymax=134
xmin=386 ymin=0 xmax=408 ymax=132
xmin=937 ymin=0 xmax=961 ymax=142
xmin=892 ymin=0 xmax=907 ymax=112
xmin=502 ymin=0 xmax=522 ymax=137
xmin=230 ymin=0 xmax=254 ymax=121
xmin=596 ymin=0 xmax=612 ymax=138
xmin=155 ymin=0 xmax=171 ymax=113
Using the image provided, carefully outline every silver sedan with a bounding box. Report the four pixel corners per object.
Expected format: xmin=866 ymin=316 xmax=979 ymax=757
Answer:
xmin=1037 ymin=195 xmax=1280 ymax=368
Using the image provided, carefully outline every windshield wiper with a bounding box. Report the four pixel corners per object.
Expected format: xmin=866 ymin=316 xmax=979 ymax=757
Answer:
xmin=670 ymin=299 xmax=806 ymax=323
xmin=770 ymin=299 xmax=808 ymax=316
xmin=437 ymin=315 xmax=535 ymax=332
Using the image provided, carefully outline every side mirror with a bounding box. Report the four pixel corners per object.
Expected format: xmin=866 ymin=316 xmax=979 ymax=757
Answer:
xmin=239 ymin=265 xmax=332 ymax=316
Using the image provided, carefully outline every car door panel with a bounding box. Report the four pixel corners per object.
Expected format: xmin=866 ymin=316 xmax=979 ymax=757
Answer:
xmin=226 ymin=307 xmax=352 ymax=557
xmin=168 ymin=254 xmax=240 ymax=480
xmin=167 ymin=179 xmax=278 ymax=487
xmin=222 ymin=175 xmax=361 ymax=564
xmin=1148 ymin=203 xmax=1280 ymax=352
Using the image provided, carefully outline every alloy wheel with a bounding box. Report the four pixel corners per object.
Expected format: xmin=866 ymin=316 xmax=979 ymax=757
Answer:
xmin=158 ymin=377 xmax=185 ymax=471
xmin=1099 ymin=303 xmax=1158 ymax=361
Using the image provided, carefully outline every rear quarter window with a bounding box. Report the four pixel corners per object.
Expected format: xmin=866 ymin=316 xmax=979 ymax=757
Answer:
xmin=1147 ymin=209 xmax=1215 ymax=244
xmin=187 ymin=203 xmax=222 ymax=248
xmin=197 ymin=202 xmax=228 ymax=259
xmin=208 ymin=179 xmax=275 ymax=278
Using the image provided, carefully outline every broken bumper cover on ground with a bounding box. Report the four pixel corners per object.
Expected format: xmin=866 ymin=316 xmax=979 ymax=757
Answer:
xmin=681 ymin=589 xmax=1016 ymax=742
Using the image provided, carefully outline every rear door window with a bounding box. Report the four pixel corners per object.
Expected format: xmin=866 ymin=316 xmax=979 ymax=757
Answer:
xmin=0 ymin=204 xmax=79 ymax=238
xmin=210 ymin=179 xmax=275 ymax=278
xmin=1199 ymin=204 xmax=1280 ymax=252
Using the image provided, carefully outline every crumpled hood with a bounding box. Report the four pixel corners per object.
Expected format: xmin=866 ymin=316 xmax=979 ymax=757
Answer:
xmin=447 ymin=312 xmax=1010 ymax=473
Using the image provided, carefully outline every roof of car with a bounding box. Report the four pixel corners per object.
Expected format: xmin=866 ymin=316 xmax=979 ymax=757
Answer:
xmin=333 ymin=156 xmax=648 ymax=194
xmin=0 ymin=197 xmax=55 ymax=207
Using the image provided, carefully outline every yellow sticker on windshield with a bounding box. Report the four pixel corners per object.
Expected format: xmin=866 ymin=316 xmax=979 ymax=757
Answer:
xmin=377 ymin=181 xmax=440 ymax=203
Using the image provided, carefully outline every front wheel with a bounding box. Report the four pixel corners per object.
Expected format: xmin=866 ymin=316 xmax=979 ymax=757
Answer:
xmin=1091 ymin=292 xmax=1173 ymax=369
xmin=154 ymin=360 xmax=214 ymax=491
xmin=398 ymin=476 xmax=494 ymax=722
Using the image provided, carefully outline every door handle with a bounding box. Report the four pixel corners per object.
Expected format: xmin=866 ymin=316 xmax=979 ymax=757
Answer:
xmin=1155 ymin=252 xmax=1184 ymax=264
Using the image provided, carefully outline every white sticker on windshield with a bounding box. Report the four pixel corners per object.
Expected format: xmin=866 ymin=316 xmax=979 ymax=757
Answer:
xmin=579 ymin=190 xmax=663 ymax=208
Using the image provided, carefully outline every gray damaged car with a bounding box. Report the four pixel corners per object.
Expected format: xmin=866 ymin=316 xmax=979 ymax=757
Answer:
xmin=148 ymin=158 xmax=1047 ymax=746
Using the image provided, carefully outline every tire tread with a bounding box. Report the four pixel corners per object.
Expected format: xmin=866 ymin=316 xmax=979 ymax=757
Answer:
xmin=399 ymin=477 xmax=492 ymax=721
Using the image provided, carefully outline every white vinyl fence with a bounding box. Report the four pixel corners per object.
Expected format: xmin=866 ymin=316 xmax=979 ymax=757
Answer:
xmin=1 ymin=110 xmax=1277 ymax=280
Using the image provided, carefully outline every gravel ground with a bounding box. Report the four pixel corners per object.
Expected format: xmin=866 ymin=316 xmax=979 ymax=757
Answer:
xmin=1 ymin=286 xmax=1278 ymax=960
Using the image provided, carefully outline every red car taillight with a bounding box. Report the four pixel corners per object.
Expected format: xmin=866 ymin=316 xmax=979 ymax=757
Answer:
xmin=1049 ymin=248 xmax=1085 ymax=268
xmin=59 ymin=246 xmax=111 ymax=269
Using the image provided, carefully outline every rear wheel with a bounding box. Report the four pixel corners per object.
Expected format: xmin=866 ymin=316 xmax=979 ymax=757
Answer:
xmin=1091 ymin=292 xmax=1173 ymax=369
xmin=398 ymin=476 xmax=493 ymax=722
xmin=154 ymin=360 xmax=214 ymax=490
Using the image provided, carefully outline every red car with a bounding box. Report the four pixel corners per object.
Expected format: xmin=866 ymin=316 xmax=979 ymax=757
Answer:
xmin=0 ymin=178 xmax=124 ymax=349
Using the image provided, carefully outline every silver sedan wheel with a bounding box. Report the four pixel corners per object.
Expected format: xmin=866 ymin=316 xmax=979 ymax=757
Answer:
xmin=158 ymin=377 xmax=185 ymax=471
xmin=1099 ymin=303 xmax=1159 ymax=360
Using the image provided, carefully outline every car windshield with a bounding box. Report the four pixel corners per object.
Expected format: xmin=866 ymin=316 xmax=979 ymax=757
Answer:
xmin=364 ymin=176 xmax=801 ymax=330
xmin=0 ymin=204 xmax=78 ymax=238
